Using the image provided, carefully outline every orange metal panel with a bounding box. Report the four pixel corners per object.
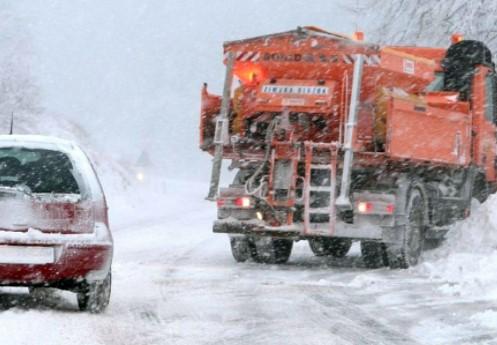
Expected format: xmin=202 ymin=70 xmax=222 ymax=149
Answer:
xmin=250 ymin=79 xmax=336 ymax=114
xmin=386 ymin=98 xmax=471 ymax=166
xmin=224 ymin=28 xmax=379 ymax=81
xmin=199 ymin=85 xmax=221 ymax=149
xmin=380 ymin=47 xmax=445 ymax=81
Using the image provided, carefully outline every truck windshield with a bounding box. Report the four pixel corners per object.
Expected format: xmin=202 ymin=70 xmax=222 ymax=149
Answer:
xmin=0 ymin=147 xmax=80 ymax=195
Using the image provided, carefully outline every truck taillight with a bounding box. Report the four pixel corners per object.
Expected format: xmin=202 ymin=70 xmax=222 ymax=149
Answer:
xmin=216 ymin=196 xmax=252 ymax=208
xmin=385 ymin=203 xmax=395 ymax=214
xmin=234 ymin=197 xmax=251 ymax=208
xmin=356 ymin=201 xmax=395 ymax=215
xmin=357 ymin=201 xmax=373 ymax=214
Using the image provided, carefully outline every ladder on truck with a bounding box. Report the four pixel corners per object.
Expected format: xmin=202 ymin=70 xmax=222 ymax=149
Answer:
xmin=303 ymin=142 xmax=339 ymax=237
xmin=301 ymin=54 xmax=364 ymax=236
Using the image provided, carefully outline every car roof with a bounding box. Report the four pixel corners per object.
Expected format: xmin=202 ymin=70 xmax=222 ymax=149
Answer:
xmin=0 ymin=135 xmax=78 ymax=152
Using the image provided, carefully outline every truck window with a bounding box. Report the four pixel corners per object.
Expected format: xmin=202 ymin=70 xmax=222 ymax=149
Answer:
xmin=425 ymin=73 xmax=444 ymax=92
xmin=485 ymin=75 xmax=496 ymax=123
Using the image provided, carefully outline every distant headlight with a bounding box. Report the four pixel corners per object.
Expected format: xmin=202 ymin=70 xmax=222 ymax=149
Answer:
xmin=136 ymin=171 xmax=145 ymax=182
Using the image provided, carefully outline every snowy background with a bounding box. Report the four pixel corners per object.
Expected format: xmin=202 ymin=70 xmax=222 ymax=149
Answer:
xmin=0 ymin=1 xmax=497 ymax=344
xmin=12 ymin=0 xmax=356 ymax=180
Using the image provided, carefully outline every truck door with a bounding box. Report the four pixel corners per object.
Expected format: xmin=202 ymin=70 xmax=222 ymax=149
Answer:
xmin=472 ymin=67 xmax=497 ymax=181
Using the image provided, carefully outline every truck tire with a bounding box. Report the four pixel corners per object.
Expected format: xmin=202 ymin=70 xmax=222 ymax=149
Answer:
xmin=229 ymin=237 xmax=250 ymax=262
xmin=473 ymin=173 xmax=490 ymax=203
xmin=250 ymin=237 xmax=293 ymax=264
xmin=387 ymin=189 xmax=425 ymax=269
xmin=308 ymin=238 xmax=352 ymax=258
xmin=361 ymin=241 xmax=387 ymax=268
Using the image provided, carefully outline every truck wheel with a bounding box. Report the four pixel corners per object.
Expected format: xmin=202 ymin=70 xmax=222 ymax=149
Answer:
xmin=387 ymin=189 xmax=425 ymax=269
xmin=309 ymin=238 xmax=352 ymax=258
xmin=473 ymin=173 xmax=490 ymax=203
xmin=251 ymin=237 xmax=293 ymax=264
xmin=361 ymin=241 xmax=387 ymax=268
xmin=229 ymin=237 xmax=250 ymax=262
xmin=77 ymin=272 xmax=111 ymax=313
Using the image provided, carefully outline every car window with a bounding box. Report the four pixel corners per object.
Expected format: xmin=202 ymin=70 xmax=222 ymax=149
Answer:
xmin=0 ymin=147 xmax=80 ymax=194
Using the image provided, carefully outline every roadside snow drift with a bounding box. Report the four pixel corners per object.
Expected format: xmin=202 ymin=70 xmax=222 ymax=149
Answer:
xmin=419 ymin=195 xmax=497 ymax=300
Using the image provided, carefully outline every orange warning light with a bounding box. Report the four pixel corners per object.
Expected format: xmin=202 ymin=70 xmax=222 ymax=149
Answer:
xmin=353 ymin=31 xmax=365 ymax=41
xmin=451 ymin=33 xmax=464 ymax=44
xmin=233 ymin=63 xmax=265 ymax=84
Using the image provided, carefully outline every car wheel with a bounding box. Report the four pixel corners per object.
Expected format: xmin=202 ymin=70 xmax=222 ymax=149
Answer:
xmin=77 ymin=272 xmax=111 ymax=313
xmin=28 ymin=286 xmax=51 ymax=301
xmin=309 ymin=237 xmax=352 ymax=258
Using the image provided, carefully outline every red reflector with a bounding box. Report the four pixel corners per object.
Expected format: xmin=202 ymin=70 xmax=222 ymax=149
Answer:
xmin=386 ymin=204 xmax=395 ymax=214
xmin=216 ymin=199 xmax=225 ymax=207
xmin=234 ymin=197 xmax=251 ymax=208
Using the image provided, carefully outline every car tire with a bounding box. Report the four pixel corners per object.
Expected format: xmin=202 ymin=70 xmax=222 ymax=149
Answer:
xmin=309 ymin=237 xmax=352 ymax=258
xmin=77 ymin=272 xmax=111 ymax=313
xmin=28 ymin=286 xmax=51 ymax=300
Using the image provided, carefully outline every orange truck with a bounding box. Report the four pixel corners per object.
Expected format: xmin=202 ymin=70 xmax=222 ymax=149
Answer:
xmin=200 ymin=27 xmax=497 ymax=268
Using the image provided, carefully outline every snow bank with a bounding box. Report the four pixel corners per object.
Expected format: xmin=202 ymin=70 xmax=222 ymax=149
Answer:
xmin=418 ymin=195 xmax=497 ymax=299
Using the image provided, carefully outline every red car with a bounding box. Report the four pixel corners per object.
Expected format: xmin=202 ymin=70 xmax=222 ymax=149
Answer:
xmin=0 ymin=135 xmax=112 ymax=312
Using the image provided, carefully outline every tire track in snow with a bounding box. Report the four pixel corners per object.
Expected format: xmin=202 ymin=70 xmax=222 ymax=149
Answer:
xmin=153 ymin=235 xmax=416 ymax=345
xmin=303 ymin=290 xmax=422 ymax=345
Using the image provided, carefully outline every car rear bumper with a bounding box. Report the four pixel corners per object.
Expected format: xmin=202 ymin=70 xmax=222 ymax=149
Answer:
xmin=0 ymin=223 xmax=112 ymax=286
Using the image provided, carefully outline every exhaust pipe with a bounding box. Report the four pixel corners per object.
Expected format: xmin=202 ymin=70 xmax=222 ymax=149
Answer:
xmin=336 ymin=54 xmax=364 ymax=209
xmin=206 ymin=52 xmax=235 ymax=201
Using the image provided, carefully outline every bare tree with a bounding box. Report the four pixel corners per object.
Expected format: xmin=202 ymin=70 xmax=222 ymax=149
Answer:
xmin=358 ymin=0 xmax=497 ymax=52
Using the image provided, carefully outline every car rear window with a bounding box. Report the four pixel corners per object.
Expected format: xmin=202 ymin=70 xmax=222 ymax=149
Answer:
xmin=0 ymin=147 xmax=80 ymax=194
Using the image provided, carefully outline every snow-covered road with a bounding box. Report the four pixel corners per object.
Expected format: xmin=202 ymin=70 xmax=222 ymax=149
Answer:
xmin=1 ymin=179 xmax=497 ymax=345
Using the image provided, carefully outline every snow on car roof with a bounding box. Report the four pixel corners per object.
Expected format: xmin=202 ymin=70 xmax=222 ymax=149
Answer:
xmin=0 ymin=135 xmax=78 ymax=152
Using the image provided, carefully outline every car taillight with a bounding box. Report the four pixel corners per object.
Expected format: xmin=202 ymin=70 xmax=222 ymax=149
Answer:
xmin=43 ymin=203 xmax=76 ymax=219
xmin=216 ymin=198 xmax=225 ymax=207
xmin=36 ymin=202 xmax=94 ymax=233
xmin=234 ymin=197 xmax=251 ymax=208
xmin=72 ymin=204 xmax=95 ymax=233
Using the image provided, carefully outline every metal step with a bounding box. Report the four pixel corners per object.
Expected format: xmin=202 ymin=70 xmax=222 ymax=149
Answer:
xmin=310 ymin=164 xmax=330 ymax=170
xmin=309 ymin=186 xmax=332 ymax=192
xmin=309 ymin=207 xmax=331 ymax=214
